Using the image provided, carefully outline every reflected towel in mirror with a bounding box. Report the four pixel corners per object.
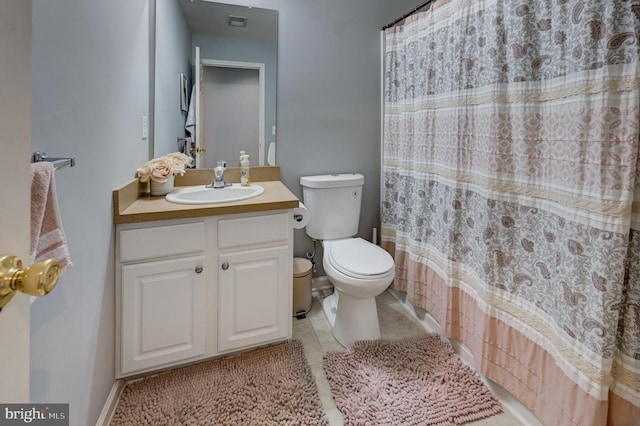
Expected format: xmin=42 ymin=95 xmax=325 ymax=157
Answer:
xmin=185 ymin=85 xmax=196 ymax=136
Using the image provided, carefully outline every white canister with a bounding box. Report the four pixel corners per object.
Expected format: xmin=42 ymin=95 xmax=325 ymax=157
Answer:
xmin=149 ymin=175 xmax=175 ymax=196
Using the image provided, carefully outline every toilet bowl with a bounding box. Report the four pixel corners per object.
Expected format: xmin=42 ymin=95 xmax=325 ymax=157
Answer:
xmin=321 ymin=237 xmax=395 ymax=347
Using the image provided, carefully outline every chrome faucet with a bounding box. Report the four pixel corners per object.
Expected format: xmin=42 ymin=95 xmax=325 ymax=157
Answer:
xmin=208 ymin=161 xmax=228 ymax=188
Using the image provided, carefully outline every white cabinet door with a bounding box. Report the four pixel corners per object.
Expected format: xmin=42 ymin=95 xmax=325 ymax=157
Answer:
xmin=218 ymin=245 xmax=289 ymax=352
xmin=120 ymin=255 xmax=206 ymax=376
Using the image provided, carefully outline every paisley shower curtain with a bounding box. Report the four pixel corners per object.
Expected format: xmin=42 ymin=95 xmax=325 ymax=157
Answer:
xmin=381 ymin=0 xmax=639 ymax=424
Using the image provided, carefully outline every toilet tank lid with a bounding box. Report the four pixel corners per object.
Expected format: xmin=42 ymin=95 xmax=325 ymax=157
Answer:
xmin=300 ymin=173 xmax=364 ymax=188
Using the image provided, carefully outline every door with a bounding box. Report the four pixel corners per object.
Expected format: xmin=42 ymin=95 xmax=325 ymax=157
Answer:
xmin=218 ymin=245 xmax=289 ymax=352
xmin=201 ymin=60 xmax=266 ymax=168
xmin=0 ymin=0 xmax=32 ymax=402
xmin=193 ymin=46 xmax=204 ymax=168
xmin=120 ymin=256 xmax=206 ymax=376
xmin=203 ymin=66 xmax=260 ymax=167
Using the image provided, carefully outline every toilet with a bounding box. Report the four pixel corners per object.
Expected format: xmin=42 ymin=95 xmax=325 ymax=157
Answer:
xmin=300 ymin=173 xmax=395 ymax=347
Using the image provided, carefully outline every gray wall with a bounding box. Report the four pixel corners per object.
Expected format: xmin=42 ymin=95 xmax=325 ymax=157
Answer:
xmin=31 ymin=1 xmax=149 ymax=424
xmin=155 ymin=0 xmax=191 ymax=157
xmin=242 ymin=0 xmax=419 ymax=270
xmin=30 ymin=0 xmax=417 ymax=424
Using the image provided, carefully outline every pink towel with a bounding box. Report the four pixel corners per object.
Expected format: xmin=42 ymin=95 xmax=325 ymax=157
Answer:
xmin=31 ymin=162 xmax=72 ymax=272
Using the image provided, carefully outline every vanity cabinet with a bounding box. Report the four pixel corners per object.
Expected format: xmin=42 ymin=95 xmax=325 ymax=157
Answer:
xmin=115 ymin=211 xmax=293 ymax=378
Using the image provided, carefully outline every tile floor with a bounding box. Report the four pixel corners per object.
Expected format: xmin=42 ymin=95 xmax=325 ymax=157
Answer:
xmin=293 ymin=289 xmax=523 ymax=426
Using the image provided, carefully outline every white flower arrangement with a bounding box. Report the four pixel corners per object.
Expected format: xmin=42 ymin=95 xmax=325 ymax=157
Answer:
xmin=136 ymin=152 xmax=193 ymax=183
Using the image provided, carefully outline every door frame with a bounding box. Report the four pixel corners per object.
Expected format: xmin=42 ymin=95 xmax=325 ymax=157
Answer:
xmin=200 ymin=59 xmax=265 ymax=166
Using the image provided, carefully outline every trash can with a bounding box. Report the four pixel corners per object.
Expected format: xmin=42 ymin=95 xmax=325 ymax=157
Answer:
xmin=292 ymin=258 xmax=312 ymax=317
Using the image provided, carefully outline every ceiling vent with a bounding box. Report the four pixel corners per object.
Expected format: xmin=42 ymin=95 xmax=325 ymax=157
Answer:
xmin=228 ymin=15 xmax=248 ymax=27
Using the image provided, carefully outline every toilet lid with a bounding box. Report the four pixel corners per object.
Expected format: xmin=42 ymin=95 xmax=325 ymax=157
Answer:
xmin=326 ymin=238 xmax=394 ymax=279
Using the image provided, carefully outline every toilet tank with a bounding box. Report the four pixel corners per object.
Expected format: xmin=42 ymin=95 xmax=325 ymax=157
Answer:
xmin=300 ymin=173 xmax=364 ymax=240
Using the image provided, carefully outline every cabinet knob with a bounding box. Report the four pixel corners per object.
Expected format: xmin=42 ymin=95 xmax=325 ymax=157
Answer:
xmin=195 ymin=265 xmax=203 ymax=274
xmin=221 ymin=261 xmax=229 ymax=270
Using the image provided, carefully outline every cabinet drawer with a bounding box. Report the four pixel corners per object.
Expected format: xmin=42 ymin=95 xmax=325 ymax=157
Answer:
xmin=120 ymin=222 xmax=205 ymax=263
xmin=218 ymin=213 xmax=288 ymax=249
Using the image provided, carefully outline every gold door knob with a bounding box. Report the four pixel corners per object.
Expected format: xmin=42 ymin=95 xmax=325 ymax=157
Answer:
xmin=0 ymin=255 xmax=60 ymax=309
xmin=190 ymin=146 xmax=206 ymax=153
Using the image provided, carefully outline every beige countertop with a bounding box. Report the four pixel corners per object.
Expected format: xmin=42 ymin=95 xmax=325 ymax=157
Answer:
xmin=113 ymin=167 xmax=299 ymax=225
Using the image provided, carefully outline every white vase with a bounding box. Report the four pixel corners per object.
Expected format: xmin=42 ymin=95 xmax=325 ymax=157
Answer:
xmin=149 ymin=175 xmax=174 ymax=196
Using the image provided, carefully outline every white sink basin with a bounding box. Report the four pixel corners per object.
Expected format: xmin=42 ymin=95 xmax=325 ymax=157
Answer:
xmin=165 ymin=184 xmax=264 ymax=205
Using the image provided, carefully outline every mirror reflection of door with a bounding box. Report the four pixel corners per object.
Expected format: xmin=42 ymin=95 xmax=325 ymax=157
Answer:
xmin=193 ymin=46 xmax=203 ymax=168
xmin=204 ymin=66 xmax=260 ymax=168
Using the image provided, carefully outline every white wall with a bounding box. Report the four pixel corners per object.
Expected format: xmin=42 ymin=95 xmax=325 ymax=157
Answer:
xmin=29 ymin=0 xmax=417 ymax=424
xmin=31 ymin=1 xmax=150 ymax=424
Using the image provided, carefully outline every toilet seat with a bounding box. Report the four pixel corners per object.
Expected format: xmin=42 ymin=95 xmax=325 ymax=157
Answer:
xmin=325 ymin=238 xmax=394 ymax=280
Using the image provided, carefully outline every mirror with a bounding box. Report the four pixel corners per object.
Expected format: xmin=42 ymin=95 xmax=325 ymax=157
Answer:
xmin=154 ymin=0 xmax=278 ymax=167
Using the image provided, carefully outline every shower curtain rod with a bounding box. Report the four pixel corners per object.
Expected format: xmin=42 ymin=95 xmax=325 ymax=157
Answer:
xmin=382 ymin=0 xmax=436 ymax=30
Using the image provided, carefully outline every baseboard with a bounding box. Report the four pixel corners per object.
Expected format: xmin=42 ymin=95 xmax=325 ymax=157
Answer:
xmin=95 ymin=380 xmax=125 ymax=426
xmin=387 ymin=287 xmax=542 ymax=426
xmin=311 ymin=275 xmax=333 ymax=293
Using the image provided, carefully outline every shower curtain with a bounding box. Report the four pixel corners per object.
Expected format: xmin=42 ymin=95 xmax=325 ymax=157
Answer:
xmin=381 ymin=0 xmax=639 ymax=425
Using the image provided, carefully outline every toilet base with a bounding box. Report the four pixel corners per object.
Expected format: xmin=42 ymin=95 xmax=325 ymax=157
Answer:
xmin=322 ymin=292 xmax=337 ymax=328
xmin=322 ymin=290 xmax=381 ymax=347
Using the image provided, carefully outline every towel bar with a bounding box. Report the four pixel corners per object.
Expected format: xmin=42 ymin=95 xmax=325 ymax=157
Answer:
xmin=33 ymin=151 xmax=76 ymax=170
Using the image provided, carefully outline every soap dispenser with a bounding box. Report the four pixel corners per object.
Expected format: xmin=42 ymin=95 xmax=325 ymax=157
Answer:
xmin=239 ymin=153 xmax=251 ymax=186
